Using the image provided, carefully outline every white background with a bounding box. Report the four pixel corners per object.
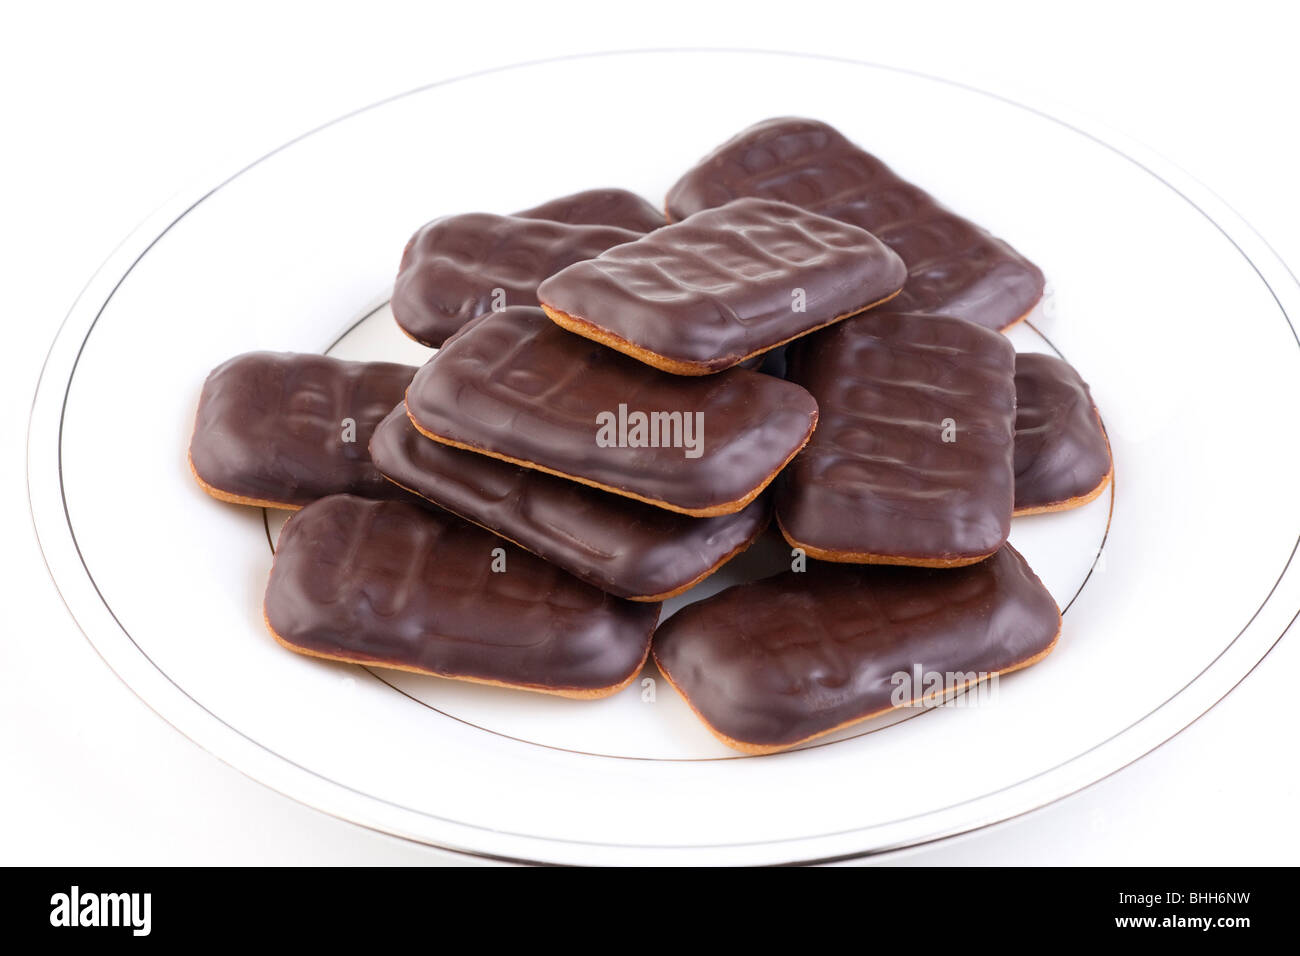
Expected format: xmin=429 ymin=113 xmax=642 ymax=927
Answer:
xmin=3 ymin=0 xmax=1297 ymax=865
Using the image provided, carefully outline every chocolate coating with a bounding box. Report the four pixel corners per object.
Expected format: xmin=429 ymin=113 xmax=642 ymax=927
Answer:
xmin=189 ymin=352 xmax=417 ymax=509
xmin=777 ymin=311 xmax=1015 ymax=565
xmin=391 ymin=213 xmax=640 ymax=347
xmin=538 ymin=198 xmax=906 ymax=374
xmin=404 ymin=306 xmax=819 ymax=516
xmin=515 ymin=187 xmax=665 ymax=232
xmin=1014 ymin=352 xmax=1112 ymax=513
xmin=666 ymin=117 xmax=1045 ymax=332
xmin=653 ymin=545 xmax=1060 ymax=752
xmin=369 ymin=407 xmax=769 ymax=600
xmin=265 ymin=495 xmax=660 ymax=696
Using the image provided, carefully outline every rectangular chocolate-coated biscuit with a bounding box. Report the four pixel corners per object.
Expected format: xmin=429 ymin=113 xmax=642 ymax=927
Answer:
xmin=404 ymin=306 xmax=819 ymax=517
xmin=666 ymin=117 xmax=1045 ymax=332
xmin=538 ymin=197 xmax=906 ymax=375
xmin=265 ymin=495 xmax=660 ymax=698
xmin=653 ymin=545 xmax=1061 ymax=753
xmin=392 ymin=213 xmax=640 ymax=347
xmin=1014 ymin=352 xmax=1112 ymax=514
xmin=369 ymin=406 xmax=770 ymax=601
xmin=189 ymin=352 xmax=417 ymax=509
xmin=777 ymin=311 xmax=1015 ymax=566
xmin=515 ymin=187 xmax=665 ymax=233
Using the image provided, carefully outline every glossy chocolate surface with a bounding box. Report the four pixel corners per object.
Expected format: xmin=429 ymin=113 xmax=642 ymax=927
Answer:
xmin=653 ymin=545 xmax=1060 ymax=750
xmin=1014 ymin=352 xmax=1111 ymax=512
xmin=391 ymin=213 xmax=640 ymax=347
xmin=515 ymin=187 xmax=665 ymax=232
xmin=538 ymin=197 xmax=906 ymax=373
xmin=265 ymin=495 xmax=660 ymax=694
xmin=665 ymin=117 xmax=1045 ymax=331
xmin=189 ymin=352 xmax=416 ymax=508
xmin=777 ymin=311 xmax=1015 ymax=563
xmin=369 ymin=407 xmax=769 ymax=599
xmin=404 ymin=306 xmax=819 ymax=515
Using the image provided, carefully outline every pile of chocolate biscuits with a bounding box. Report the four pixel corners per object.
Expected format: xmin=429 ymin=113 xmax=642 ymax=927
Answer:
xmin=189 ymin=117 xmax=1112 ymax=754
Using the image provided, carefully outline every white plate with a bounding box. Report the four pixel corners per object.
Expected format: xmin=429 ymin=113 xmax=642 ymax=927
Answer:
xmin=29 ymin=50 xmax=1300 ymax=865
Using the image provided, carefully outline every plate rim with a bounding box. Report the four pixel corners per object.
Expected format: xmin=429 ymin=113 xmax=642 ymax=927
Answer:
xmin=27 ymin=47 xmax=1300 ymax=866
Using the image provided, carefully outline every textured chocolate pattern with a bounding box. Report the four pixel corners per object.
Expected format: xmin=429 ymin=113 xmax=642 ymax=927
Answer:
xmin=665 ymin=117 xmax=1045 ymax=331
xmin=369 ymin=407 xmax=769 ymax=600
xmin=538 ymin=197 xmax=906 ymax=374
xmin=515 ymin=187 xmax=665 ymax=232
xmin=189 ymin=352 xmax=417 ymax=509
xmin=777 ymin=311 xmax=1015 ymax=565
xmin=653 ymin=545 xmax=1060 ymax=752
xmin=404 ymin=306 xmax=819 ymax=516
xmin=391 ymin=213 xmax=640 ymax=347
xmin=265 ymin=495 xmax=660 ymax=696
xmin=1014 ymin=352 xmax=1112 ymax=513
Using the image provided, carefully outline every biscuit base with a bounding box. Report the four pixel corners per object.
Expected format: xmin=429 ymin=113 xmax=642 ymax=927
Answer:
xmin=1013 ymin=405 xmax=1114 ymax=516
xmin=541 ymin=287 xmax=902 ymax=377
xmin=1013 ymin=465 xmax=1113 ymax=517
xmin=188 ymin=450 xmax=303 ymax=511
xmin=264 ymin=609 xmax=651 ymax=700
xmin=774 ymin=512 xmax=1000 ymax=568
xmin=394 ymin=319 xmax=439 ymax=350
xmin=997 ymin=297 xmax=1041 ymax=334
xmin=378 ymin=475 xmax=768 ymax=601
xmin=404 ymin=404 xmax=816 ymax=518
xmin=653 ymin=617 xmax=1062 ymax=755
